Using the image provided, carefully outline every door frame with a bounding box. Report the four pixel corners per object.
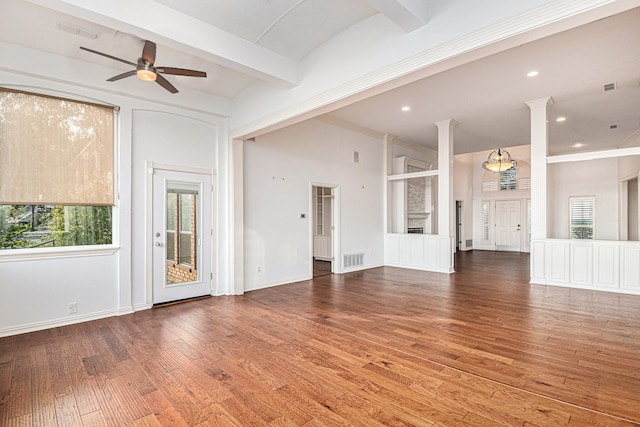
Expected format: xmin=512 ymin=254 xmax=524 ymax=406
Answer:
xmin=145 ymin=161 xmax=216 ymax=306
xmin=310 ymin=182 xmax=340 ymax=277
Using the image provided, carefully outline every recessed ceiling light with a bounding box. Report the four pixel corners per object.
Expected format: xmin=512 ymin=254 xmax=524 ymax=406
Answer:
xmin=572 ymin=142 xmax=584 ymax=148
xmin=401 ymin=106 xmax=411 ymax=112
xmin=526 ymin=70 xmax=539 ymax=77
xmin=556 ymin=116 xmax=566 ymax=122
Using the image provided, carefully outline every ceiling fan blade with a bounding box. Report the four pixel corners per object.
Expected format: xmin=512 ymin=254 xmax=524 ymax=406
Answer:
xmin=107 ymin=70 xmax=137 ymax=82
xmin=155 ymin=73 xmax=179 ymax=94
xmin=142 ymin=40 xmax=156 ymax=65
xmin=80 ymin=46 xmax=137 ymax=67
xmin=157 ymin=67 xmax=207 ymax=78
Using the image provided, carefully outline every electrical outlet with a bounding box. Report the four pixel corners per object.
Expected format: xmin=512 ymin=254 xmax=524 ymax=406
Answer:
xmin=68 ymin=302 xmax=77 ymax=314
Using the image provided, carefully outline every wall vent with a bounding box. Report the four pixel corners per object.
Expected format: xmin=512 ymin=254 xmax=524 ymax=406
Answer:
xmin=610 ymin=124 xmax=619 ymax=129
xmin=343 ymin=253 xmax=364 ymax=268
xmin=603 ymin=82 xmax=616 ymax=92
xmin=57 ymin=21 xmax=100 ymax=39
xmin=466 ymin=239 xmax=473 ymax=247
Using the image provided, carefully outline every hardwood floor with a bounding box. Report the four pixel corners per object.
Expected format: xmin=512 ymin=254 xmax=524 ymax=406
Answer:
xmin=2 ymin=250 xmax=640 ymax=426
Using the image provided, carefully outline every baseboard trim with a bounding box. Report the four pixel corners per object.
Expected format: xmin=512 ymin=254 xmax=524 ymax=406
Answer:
xmin=0 ymin=309 xmax=118 ymax=338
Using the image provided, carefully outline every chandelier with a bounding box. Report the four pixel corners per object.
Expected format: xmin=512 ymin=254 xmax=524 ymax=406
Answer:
xmin=482 ymin=148 xmax=516 ymax=172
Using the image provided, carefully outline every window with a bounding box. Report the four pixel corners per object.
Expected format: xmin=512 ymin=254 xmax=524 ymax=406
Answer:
xmin=482 ymin=200 xmax=491 ymax=244
xmin=166 ymin=189 xmax=198 ymax=285
xmin=569 ymin=196 xmax=595 ymax=239
xmin=166 ymin=190 xmax=196 ymax=267
xmin=527 ymin=199 xmax=531 ymax=243
xmin=499 ymin=164 xmax=517 ymax=191
xmin=0 ymin=89 xmax=115 ymax=250
xmin=482 ymin=161 xmax=531 ymax=192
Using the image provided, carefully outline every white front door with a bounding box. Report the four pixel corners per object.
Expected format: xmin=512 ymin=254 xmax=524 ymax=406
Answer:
xmin=495 ymin=200 xmax=521 ymax=251
xmin=152 ymin=169 xmax=212 ymax=304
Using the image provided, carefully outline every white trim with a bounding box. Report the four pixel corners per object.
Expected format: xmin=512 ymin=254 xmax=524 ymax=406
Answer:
xmin=538 ymin=280 xmax=640 ymax=296
xmin=547 ymin=146 xmax=640 ymax=163
xmin=387 ymin=169 xmax=439 ymax=181
xmin=133 ymin=302 xmax=153 ymax=311
xmin=0 ymin=245 xmax=118 ymax=262
xmin=147 ymin=161 xmax=214 ymax=176
xmin=0 ymin=308 xmax=119 ymax=338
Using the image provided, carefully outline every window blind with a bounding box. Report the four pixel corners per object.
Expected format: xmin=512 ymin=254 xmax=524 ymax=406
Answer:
xmin=569 ymin=196 xmax=595 ymax=239
xmin=0 ymin=89 xmax=115 ymax=206
xmin=482 ymin=201 xmax=490 ymax=243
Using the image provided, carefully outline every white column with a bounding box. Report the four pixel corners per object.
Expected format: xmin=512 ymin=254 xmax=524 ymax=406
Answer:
xmin=435 ymin=119 xmax=457 ymax=273
xmin=525 ymin=97 xmax=553 ymax=284
xmin=232 ymin=138 xmax=244 ymax=295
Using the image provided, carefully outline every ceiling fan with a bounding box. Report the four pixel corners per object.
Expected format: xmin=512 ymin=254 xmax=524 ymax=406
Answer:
xmin=80 ymin=40 xmax=207 ymax=94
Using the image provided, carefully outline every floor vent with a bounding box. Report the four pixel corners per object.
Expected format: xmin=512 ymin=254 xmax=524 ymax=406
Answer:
xmin=343 ymin=253 xmax=364 ymax=268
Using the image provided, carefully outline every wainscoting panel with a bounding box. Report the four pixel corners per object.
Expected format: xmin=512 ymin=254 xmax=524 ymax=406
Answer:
xmin=384 ymin=233 xmax=453 ymax=273
xmin=543 ymin=239 xmax=640 ymax=295
xmin=570 ymin=242 xmax=593 ymax=286
xmin=593 ymin=242 xmax=619 ymax=288
xmin=621 ymin=245 xmax=640 ymax=290
xmin=547 ymin=240 xmax=571 ymax=284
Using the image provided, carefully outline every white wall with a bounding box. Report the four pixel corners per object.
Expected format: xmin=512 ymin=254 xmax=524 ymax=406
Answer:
xmin=547 ymin=158 xmax=619 ymax=240
xmin=243 ymin=119 xmax=384 ymax=291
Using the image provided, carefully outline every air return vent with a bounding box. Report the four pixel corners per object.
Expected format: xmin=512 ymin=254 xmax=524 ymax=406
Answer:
xmin=603 ymin=82 xmax=616 ymax=92
xmin=343 ymin=253 xmax=364 ymax=268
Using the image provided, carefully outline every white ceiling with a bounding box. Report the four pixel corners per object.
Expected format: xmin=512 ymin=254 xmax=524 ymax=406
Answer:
xmin=1 ymin=0 xmax=639 ymax=155
xmin=326 ymin=6 xmax=640 ymax=155
xmin=154 ymin=0 xmax=378 ymax=61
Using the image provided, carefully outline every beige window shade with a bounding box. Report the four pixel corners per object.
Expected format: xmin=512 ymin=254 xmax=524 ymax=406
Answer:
xmin=0 ymin=89 xmax=115 ymax=206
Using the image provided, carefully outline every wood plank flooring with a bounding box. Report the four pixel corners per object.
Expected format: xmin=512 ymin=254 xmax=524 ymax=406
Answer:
xmin=2 ymin=250 xmax=640 ymax=426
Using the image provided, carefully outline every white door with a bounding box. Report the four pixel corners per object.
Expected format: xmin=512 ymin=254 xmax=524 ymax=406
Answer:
xmin=153 ymin=169 xmax=212 ymax=304
xmin=495 ymin=200 xmax=521 ymax=251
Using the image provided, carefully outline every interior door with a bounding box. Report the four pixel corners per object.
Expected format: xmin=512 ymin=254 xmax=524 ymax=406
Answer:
xmin=152 ymin=169 xmax=212 ymax=304
xmin=312 ymin=185 xmax=334 ymax=276
xmin=495 ymin=200 xmax=521 ymax=251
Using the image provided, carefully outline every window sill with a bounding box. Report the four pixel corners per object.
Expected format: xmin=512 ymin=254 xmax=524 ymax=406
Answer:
xmin=0 ymin=245 xmax=119 ymax=262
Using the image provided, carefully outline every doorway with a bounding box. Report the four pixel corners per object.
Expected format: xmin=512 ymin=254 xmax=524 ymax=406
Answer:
xmin=152 ymin=168 xmax=213 ymax=304
xmin=456 ymin=201 xmax=463 ymax=251
xmin=312 ymin=186 xmax=334 ymax=277
xmin=495 ymin=200 xmax=521 ymax=251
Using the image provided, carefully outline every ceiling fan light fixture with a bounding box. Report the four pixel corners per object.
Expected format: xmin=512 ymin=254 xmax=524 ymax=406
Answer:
xmin=136 ymin=66 xmax=157 ymax=81
xmin=482 ymin=148 xmax=515 ymax=172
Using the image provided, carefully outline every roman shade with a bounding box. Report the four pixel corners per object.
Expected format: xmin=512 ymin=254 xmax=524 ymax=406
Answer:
xmin=0 ymin=89 xmax=115 ymax=206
